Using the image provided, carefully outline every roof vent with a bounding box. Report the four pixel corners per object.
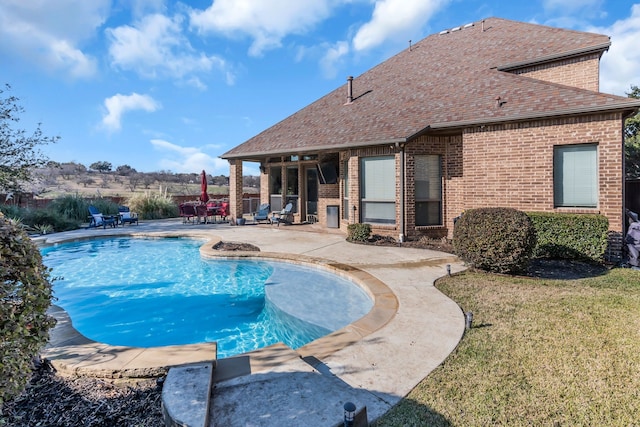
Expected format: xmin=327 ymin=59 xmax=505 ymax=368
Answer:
xmin=346 ymin=76 xmax=353 ymax=104
xmin=439 ymin=30 xmax=449 ymax=35
xmin=463 ymin=23 xmax=474 ymax=29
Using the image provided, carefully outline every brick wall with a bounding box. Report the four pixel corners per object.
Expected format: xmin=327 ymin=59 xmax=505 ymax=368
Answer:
xmin=510 ymin=53 xmax=601 ymax=91
xmin=460 ymin=113 xmax=623 ymax=234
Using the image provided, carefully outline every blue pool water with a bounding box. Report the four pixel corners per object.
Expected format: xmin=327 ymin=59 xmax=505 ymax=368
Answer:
xmin=41 ymin=237 xmax=372 ymax=358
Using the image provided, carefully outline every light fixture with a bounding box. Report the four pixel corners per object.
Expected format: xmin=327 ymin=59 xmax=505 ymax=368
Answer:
xmin=465 ymin=311 xmax=474 ymax=329
xmin=343 ymin=402 xmax=356 ymax=427
xmin=446 ymin=264 xmax=451 ymax=275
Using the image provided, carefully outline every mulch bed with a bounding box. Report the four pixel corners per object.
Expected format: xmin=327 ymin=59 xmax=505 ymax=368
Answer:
xmin=212 ymin=241 xmax=260 ymax=251
xmin=0 ymin=359 xmax=163 ymax=426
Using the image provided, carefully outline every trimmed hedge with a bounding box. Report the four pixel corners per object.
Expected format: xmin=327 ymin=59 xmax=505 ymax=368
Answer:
xmin=527 ymin=212 xmax=608 ymax=263
xmin=453 ymin=207 xmax=537 ymax=274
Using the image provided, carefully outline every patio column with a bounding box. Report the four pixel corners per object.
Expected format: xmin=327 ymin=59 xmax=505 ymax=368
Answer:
xmin=228 ymin=160 xmax=244 ymax=220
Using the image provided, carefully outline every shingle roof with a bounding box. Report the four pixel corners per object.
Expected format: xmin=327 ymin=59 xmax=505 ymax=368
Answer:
xmin=222 ymin=17 xmax=640 ymax=160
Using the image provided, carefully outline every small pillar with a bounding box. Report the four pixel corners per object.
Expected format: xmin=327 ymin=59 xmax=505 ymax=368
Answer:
xmin=228 ymin=160 xmax=244 ymax=221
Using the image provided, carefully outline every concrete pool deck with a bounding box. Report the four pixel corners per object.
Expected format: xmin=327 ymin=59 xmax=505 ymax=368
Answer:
xmin=37 ymin=218 xmax=466 ymax=426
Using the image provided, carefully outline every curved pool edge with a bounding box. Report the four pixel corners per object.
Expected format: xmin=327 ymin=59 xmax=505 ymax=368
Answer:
xmin=42 ymin=233 xmax=398 ymax=378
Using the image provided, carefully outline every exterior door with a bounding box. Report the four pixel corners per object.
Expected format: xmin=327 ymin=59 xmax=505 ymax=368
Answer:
xmin=306 ymin=168 xmax=318 ymax=218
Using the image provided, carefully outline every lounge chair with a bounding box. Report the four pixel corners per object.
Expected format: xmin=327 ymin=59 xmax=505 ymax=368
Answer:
xmin=253 ymin=203 xmax=270 ymax=224
xmin=270 ymin=203 xmax=293 ymax=226
xmin=118 ymin=206 xmax=139 ymax=226
xmin=87 ymin=206 xmax=117 ymax=229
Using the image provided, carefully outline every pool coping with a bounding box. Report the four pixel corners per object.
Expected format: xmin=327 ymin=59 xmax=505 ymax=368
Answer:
xmin=42 ymin=233 xmax=398 ymax=378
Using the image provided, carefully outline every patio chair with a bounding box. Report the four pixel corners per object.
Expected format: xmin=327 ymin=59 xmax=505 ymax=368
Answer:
xmin=270 ymin=203 xmax=293 ymax=226
xmin=179 ymin=203 xmax=197 ymax=223
xmin=118 ymin=206 xmax=139 ymax=226
xmin=195 ymin=204 xmax=208 ymax=224
xmin=218 ymin=202 xmax=229 ymax=221
xmin=253 ymin=203 xmax=270 ymax=224
xmin=87 ymin=206 xmax=117 ymax=229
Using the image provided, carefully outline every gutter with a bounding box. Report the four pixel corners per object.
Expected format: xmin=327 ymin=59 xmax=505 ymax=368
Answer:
xmin=496 ymin=42 xmax=611 ymax=71
xmin=221 ymin=138 xmax=407 ymax=160
xmin=427 ymin=101 xmax=640 ymax=131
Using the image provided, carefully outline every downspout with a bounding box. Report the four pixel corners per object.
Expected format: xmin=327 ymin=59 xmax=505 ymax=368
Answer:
xmin=398 ymin=142 xmax=406 ymax=243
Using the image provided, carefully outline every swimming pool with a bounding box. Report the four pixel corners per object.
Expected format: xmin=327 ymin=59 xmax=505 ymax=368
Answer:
xmin=41 ymin=237 xmax=373 ymax=358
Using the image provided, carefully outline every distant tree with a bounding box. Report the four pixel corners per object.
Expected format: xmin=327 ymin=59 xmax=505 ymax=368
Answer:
xmin=625 ymin=85 xmax=640 ymax=179
xmin=141 ymin=174 xmax=155 ymax=189
xmin=116 ymin=164 xmax=136 ymax=175
xmin=78 ymin=176 xmax=94 ymax=187
xmin=0 ymin=84 xmax=59 ymax=192
xmin=213 ymin=174 xmax=229 ymax=186
xmin=243 ymin=175 xmax=259 ymax=188
xmin=90 ymin=161 xmax=112 ymax=173
xmin=128 ymin=172 xmax=143 ymax=191
xmin=59 ymin=162 xmax=83 ymax=180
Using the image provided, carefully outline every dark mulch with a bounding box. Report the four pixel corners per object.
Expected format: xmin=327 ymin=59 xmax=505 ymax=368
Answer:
xmin=350 ymin=234 xmax=456 ymax=253
xmin=212 ymin=241 xmax=260 ymax=252
xmin=1 ymin=359 xmax=164 ymax=426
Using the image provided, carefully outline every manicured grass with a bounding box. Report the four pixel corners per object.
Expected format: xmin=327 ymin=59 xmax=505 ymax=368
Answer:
xmin=373 ymin=267 xmax=640 ymax=426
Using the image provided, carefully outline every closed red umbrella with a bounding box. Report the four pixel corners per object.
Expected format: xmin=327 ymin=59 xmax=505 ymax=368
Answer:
xmin=200 ymin=170 xmax=209 ymax=203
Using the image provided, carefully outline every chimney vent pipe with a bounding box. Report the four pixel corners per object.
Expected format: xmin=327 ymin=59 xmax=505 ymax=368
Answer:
xmin=346 ymin=76 xmax=353 ymax=104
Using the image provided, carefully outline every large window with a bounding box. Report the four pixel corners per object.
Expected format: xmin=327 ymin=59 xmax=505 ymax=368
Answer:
xmin=360 ymin=156 xmax=396 ymax=224
xmin=415 ymin=155 xmax=442 ymax=226
xmin=553 ymin=144 xmax=598 ymax=208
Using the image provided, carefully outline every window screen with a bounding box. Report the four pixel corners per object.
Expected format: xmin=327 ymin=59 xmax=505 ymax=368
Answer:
xmin=361 ymin=156 xmax=395 ymax=224
xmin=553 ymin=144 xmax=597 ymax=207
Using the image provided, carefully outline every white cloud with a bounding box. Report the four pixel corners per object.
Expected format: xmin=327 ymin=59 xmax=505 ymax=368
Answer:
xmin=150 ymin=139 xmax=228 ymax=174
xmin=352 ymin=0 xmax=451 ymax=52
xmin=101 ymin=93 xmax=161 ymax=132
xmin=189 ymin=0 xmax=334 ymax=56
xmin=587 ymin=4 xmax=640 ymax=95
xmin=107 ymin=13 xmax=232 ymax=85
xmin=0 ymin=0 xmax=109 ymax=78
xmin=320 ymin=41 xmax=350 ymax=78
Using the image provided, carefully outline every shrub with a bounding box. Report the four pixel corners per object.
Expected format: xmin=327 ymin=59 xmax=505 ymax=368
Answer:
xmin=126 ymin=191 xmax=178 ymax=220
xmin=528 ymin=212 xmax=608 ymax=263
xmin=453 ymin=207 xmax=537 ymax=274
xmin=0 ymin=215 xmax=56 ymax=407
xmin=22 ymin=208 xmax=81 ymax=232
xmin=47 ymin=194 xmax=89 ymax=222
xmin=347 ymin=223 xmax=372 ymax=242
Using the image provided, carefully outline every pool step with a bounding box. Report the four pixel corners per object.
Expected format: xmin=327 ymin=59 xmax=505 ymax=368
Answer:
xmin=162 ymin=362 xmax=215 ymax=427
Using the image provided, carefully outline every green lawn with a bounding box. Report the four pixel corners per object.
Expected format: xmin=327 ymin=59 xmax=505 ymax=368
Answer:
xmin=374 ymin=267 xmax=640 ymax=426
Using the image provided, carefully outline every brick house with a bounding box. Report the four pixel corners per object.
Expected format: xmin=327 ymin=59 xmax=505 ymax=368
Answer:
xmin=222 ymin=17 xmax=640 ymax=251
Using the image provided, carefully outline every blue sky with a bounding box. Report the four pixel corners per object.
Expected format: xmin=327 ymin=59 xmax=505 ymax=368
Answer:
xmin=2 ymin=0 xmax=639 ymax=176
